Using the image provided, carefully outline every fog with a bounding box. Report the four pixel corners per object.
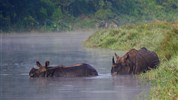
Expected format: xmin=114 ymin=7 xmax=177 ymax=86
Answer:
xmin=0 ymin=32 xmax=149 ymax=100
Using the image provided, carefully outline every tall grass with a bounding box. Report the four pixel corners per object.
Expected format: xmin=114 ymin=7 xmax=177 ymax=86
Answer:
xmin=140 ymin=56 xmax=178 ymax=99
xmin=85 ymin=21 xmax=178 ymax=99
xmin=85 ymin=21 xmax=178 ymax=58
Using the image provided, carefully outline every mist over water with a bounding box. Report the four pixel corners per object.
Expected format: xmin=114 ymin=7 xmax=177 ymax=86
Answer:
xmin=0 ymin=32 xmax=149 ymax=100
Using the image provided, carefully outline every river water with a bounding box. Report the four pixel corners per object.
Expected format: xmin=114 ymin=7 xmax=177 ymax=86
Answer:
xmin=0 ymin=32 xmax=149 ymax=100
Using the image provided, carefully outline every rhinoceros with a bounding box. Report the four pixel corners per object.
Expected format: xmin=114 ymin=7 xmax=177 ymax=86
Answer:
xmin=111 ymin=47 xmax=160 ymax=75
xmin=29 ymin=61 xmax=98 ymax=77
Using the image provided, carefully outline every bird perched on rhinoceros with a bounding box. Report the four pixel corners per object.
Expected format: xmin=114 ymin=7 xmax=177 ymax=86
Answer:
xmin=111 ymin=47 xmax=160 ymax=76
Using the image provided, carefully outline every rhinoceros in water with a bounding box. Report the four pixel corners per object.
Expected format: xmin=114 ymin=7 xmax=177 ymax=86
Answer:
xmin=29 ymin=61 xmax=98 ymax=78
xmin=111 ymin=47 xmax=160 ymax=75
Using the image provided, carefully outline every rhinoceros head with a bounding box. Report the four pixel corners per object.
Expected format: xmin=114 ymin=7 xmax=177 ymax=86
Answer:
xmin=29 ymin=61 xmax=50 ymax=77
xmin=111 ymin=53 xmax=130 ymax=75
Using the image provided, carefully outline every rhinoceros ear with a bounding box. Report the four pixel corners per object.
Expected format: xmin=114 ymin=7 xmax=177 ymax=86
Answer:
xmin=115 ymin=53 xmax=119 ymax=58
xmin=112 ymin=57 xmax=116 ymax=65
xmin=45 ymin=61 xmax=50 ymax=67
xmin=124 ymin=54 xmax=129 ymax=60
xmin=36 ymin=61 xmax=42 ymax=68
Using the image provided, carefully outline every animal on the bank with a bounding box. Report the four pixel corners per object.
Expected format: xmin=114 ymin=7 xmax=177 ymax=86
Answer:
xmin=29 ymin=61 xmax=98 ymax=78
xmin=111 ymin=47 xmax=160 ymax=75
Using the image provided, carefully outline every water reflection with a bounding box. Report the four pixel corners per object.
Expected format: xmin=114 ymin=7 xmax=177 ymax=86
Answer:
xmin=0 ymin=32 xmax=149 ymax=100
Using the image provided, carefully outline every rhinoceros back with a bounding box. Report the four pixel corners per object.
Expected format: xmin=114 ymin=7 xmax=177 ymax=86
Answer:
xmin=48 ymin=63 xmax=98 ymax=77
xmin=135 ymin=48 xmax=160 ymax=74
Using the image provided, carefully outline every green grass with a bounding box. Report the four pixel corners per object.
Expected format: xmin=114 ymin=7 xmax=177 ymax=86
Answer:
xmin=85 ymin=21 xmax=178 ymax=99
xmin=140 ymin=56 xmax=178 ymax=100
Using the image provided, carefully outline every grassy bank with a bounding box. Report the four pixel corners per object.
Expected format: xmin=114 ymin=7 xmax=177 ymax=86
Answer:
xmin=85 ymin=21 xmax=178 ymax=99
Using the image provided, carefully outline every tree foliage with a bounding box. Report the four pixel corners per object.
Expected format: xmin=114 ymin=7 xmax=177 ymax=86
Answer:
xmin=0 ymin=0 xmax=178 ymax=32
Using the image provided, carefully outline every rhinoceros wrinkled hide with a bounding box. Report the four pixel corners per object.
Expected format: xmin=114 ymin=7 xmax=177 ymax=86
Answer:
xmin=29 ymin=61 xmax=98 ymax=78
xmin=111 ymin=47 xmax=160 ymax=75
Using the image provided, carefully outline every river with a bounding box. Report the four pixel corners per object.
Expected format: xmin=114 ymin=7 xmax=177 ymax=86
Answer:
xmin=0 ymin=32 xmax=149 ymax=100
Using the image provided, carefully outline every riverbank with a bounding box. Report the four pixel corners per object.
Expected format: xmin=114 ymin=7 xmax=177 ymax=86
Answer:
xmin=84 ymin=21 xmax=178 ymax=99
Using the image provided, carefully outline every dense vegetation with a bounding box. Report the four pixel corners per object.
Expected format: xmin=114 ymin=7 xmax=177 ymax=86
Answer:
xmin=85 ymin=21 xmax=178 ymax=99
xmin=1 ymin=0 xmax=178 ymax=32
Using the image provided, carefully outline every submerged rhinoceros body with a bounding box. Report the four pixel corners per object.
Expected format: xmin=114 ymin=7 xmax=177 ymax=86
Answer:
xmin=111 ymin=47 xmax=160 ymax=75
xmin=29 ymin=61 xmax=98 ymax=78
